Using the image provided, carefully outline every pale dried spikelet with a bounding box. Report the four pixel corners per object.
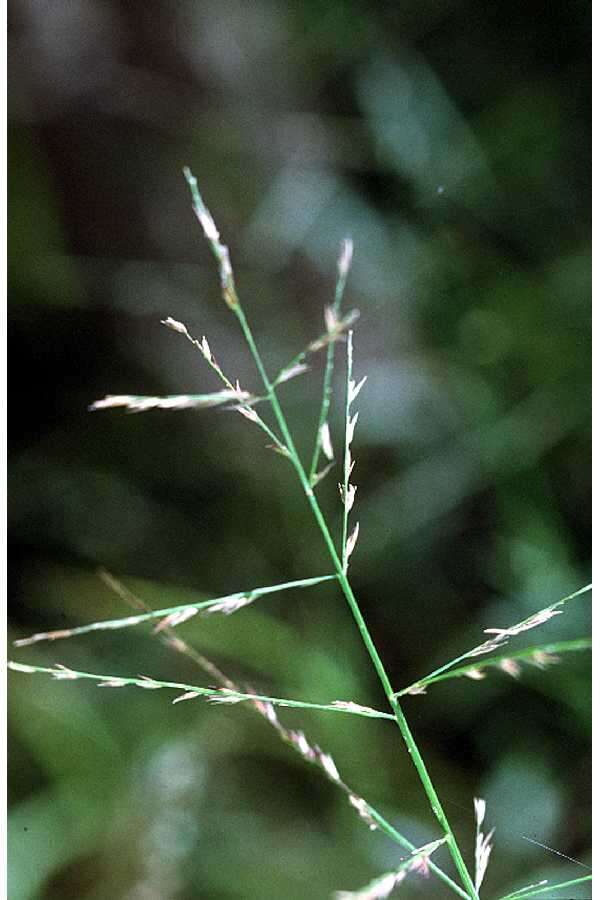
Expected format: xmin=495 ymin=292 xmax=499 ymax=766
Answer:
xmin=331 ymin=701 xmax=380 ymax=716
xmin=345 ymin=522 xmax=360 ymax=566
xmin=348 ymin=375 xmax=367 ymax=406
xmin=90 ymin=392 xmax=246 ymax=413
xmin=348 ymin=794 xmax=378 ymax=831
xmin=252 ymin=699 xmax=279 ymax=727
xmin=284 ymin=729 xmax=344 ymax=786
xmin=474 ymin=797 xmax=486 ymax=830
xmin=483 ymin=606 xmax=563 ymax=641
xmin=334 ymin=870 xmax=406 ymax=900
xmin=469 ymin=604 xmax=564 ymax=659
xmin=161 ymin=315 xmax=219 ymax=371
xmin=347 ymin=411 xmax=359 ymax=445
xmin=499 ymin=658 xmax=521 ymax=678
xmin=464 ymin=668 xmax=486 ymax=681
xmin=286 ymin=729 xmax=315 ymax=761
xmin=320 ymin=422 xmax=335 ymax=461
xmin=194 ymin=205 xmax=220 ymax=243
xmin=172 ymin=691 xmax=201 ymax=704
xmin=89 ymin=394 xmax=140 ymax=410
xmin=207 ymin=689 xmax=244 ymax=704
xmin=344 ymin=483 xmax=357 ymax=513
xmin=276 ymin=362 xmax=309 ymax=385
xmin=200 ymin=335 xmax=212 ymax=360
xmin=97 ymin=678 xmax=129 ymax=688
xmin=137 ymin=676 xmax=162 ymax=689
xmin=469 ymin=640 xmax=507 ymax=658
xmin=51 ymin=664 xmax=78 ymax=680
xmin=202 ymin=595 xmax=254 ymax=616
xmin=318 ymin=751 xmax=341 ymax=783
xmin=530 ymin=650 xmax=560 ymax=669
xmin=153 ymin=607 xmax=199 ymax=633
xmin=409 ymin=855 xmax=430 ymax=877
xmin=409 ymin=838 xmax=447 ymax=876
xmin=183 ymin=167 xmax=238 ymax=309
xmin=338 ymin=237 xmax=354 ymax=279
xmin=161 ymin=316 xmax=188 ymax=335
xmin=346 ymin=454 xmax=356 ymax=478
xmin=407 ymin=683 xmax=428 ymax=694
xmin=236 ymin=405 xmax=260 ymax=424
xmin=474 ymin=797 xmax=494 ymax=893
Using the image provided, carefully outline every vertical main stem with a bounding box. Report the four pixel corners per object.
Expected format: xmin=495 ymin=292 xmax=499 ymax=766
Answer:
xmin=233 ymin=304 xmax=479 ymax=899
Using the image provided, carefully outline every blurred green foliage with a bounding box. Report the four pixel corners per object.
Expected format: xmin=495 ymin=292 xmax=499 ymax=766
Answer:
xmin=9 ymin=1 xmax=590 ymax=897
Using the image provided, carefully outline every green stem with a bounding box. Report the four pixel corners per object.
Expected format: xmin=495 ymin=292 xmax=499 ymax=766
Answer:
xmin=230 ymin=304 xmax=479 ymax=900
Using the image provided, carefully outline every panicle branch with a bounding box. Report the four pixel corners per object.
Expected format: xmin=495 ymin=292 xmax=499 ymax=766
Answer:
xmin=13 ymin=574 xmax=336 ymax=646
xmin=394 ymin=585 xmax=591 ymax=698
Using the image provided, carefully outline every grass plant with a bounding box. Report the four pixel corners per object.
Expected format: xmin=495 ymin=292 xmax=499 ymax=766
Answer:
xmin=10 ymin=170 xmax=592 ymax=899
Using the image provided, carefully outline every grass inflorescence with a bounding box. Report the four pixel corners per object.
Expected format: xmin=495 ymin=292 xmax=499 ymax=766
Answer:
xmin=10 ymin=170 xmax=592 ymax=899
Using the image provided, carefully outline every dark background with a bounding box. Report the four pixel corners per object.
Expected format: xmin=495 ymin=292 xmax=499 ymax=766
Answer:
xmin=8 ymin=2 xmax=591 ymax=898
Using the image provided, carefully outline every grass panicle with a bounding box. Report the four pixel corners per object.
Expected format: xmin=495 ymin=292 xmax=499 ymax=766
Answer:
xmin=9 ymin=170 xmax=591 ymax=900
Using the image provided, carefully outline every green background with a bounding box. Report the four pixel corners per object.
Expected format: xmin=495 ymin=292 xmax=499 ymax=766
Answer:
xmin=9 ymin=1 xmax=591 ymax=898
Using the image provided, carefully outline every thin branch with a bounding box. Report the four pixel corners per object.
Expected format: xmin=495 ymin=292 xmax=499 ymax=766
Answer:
xmin=395 ymin=639 xmax=591 ymax=697
xmin=496 ymin=875 xmax=592 ymax=900
xmin=393 ymin=585 xmax=591 ymax=698
xmin=160 ymin=316 xmax=288 ymax=452
xmin=7 ymin=661 xmax=394 ymax=719
xmin=13 ymin=574 xmax=336 ymax=646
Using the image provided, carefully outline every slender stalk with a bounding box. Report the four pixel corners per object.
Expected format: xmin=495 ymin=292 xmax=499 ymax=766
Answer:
xmin=13 ymin=574 xmax=336 ymax=646
xmin=7 ymin=662 xmax=393 ymax=718
xmin=393 ymin=584 xmax=591 ymax=698
xmin=497 ymin=874 xmax=592 ymax=900
xmin=396 ymin=638 xmax=592 ymax=697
